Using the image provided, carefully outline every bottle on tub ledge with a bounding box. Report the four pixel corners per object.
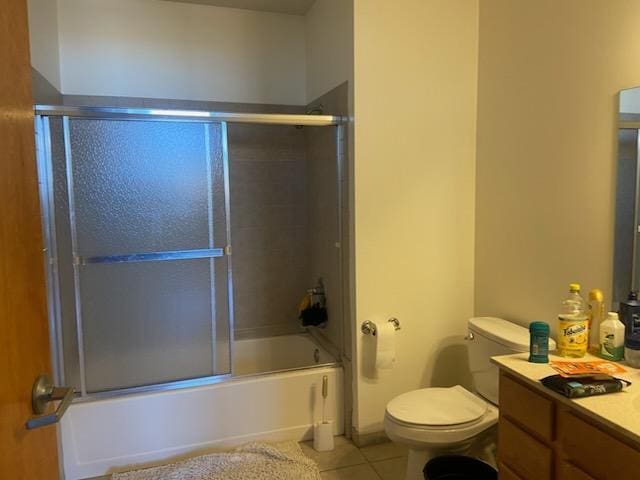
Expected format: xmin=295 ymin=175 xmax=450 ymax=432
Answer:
xmin=557 ymin=283 xmax=589 ymax=358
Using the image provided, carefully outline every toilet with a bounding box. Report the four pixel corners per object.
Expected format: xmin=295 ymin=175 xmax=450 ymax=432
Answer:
xmin=384 ymin=317 xmax=554 ymax=480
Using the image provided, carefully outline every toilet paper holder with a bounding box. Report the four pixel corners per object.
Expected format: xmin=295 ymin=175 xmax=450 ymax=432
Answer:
xmin=361 ymin=318 xmax=401 ymax=336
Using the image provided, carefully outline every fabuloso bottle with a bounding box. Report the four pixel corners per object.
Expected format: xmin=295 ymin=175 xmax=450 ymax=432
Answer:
xmin=558 ymin=283 xmax=589 ymax=358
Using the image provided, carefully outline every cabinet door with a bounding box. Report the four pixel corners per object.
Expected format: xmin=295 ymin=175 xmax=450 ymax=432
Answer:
xmin=500 ymin=372 xmax=555 ymax=441
xmin=0 ymin=0 xmax=60 ymax=477
xmin=498 ymin=462 xmax=524 ymax=480
xmin=557 ymin=462 xmax=595 ymax=480
xmin=499 ymin=418 xmax=553 ymax=479
xmin=558 ymin=409 xmax=640 ymax=480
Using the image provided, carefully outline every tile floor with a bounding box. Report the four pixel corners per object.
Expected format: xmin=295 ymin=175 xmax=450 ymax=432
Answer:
xmin=300 ymin=436 xmax=408 ymax=480
xmin=89 ymin=436 xmax=408 ymax=480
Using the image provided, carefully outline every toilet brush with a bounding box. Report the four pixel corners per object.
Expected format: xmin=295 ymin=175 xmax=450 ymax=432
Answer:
xmin=313 ymin=376 xmax=334 ymax=451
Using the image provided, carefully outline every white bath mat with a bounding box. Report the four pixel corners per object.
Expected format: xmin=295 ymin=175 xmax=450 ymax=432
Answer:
xmin=112 ymin=441 xmax=322 ymax=480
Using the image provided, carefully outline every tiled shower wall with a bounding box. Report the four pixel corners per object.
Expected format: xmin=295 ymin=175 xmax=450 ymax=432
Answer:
xmin=56 ymin=91 xmax=346 ymax=349
xmin=228 ymin=124 xmax=310 ymax=338
xmin=228 ymin=85 xmax=347 ymax=343
xmin=305 ymin=82 xmax=348 ymax=358
xmin=230 ymin=84 xmax=347 ymax=345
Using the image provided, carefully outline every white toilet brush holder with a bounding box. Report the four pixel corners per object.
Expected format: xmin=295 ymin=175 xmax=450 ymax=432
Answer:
xmin=313 ymin=420 xmax=334 ymax=451
xmin=313 ymin=375 xmax=334 ymax=451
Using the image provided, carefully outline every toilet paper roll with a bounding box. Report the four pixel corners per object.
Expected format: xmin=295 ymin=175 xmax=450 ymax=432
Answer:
xmin=375 ymin=321 xmax=396 ymax=369
xmin=313 ymin=421 xmax=334 ymax=451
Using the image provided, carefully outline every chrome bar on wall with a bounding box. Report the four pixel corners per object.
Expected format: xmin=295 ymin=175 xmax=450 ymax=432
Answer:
xmin=77 ymin=248 xmax=225 ymax=265
xmin=35 ymin=105 xmax=344 ymax=126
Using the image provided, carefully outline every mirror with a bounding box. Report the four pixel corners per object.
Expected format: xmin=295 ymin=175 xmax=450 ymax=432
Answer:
xmin=614 ymin=87 xmax=640 ymax=303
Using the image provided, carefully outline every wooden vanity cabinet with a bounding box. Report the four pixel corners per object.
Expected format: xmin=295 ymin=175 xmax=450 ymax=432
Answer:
xmin=497 ymin=371 xmax=640 ymax=480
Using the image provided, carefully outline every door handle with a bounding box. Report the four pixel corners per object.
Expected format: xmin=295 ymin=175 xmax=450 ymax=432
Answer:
xmin=25 ymin=374 xmax=75 ymax=430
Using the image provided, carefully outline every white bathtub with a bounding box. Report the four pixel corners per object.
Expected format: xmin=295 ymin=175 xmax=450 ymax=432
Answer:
xmin=234 ymin=334 xmax=336 ymax=375
xmin=60 ymin=334 xmax=343 ymax=479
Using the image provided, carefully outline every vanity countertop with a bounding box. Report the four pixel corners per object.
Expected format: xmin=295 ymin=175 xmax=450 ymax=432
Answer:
xmin=491 ymin=352 xmax=640 ymax=446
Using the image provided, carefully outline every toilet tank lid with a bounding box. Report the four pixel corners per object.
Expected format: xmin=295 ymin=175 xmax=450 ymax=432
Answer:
xmin=468 ymin=317 xmax=531 ymax=352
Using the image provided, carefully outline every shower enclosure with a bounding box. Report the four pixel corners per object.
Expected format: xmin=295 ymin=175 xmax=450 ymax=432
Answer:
xmin=35 ymin=105 xmax=346 ymax=479
xmin=36 ymin=106 xmax=344 ymax=480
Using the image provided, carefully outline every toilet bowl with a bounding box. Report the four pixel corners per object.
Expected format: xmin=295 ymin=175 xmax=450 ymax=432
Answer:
xmin=384 ymin=317 xmax=546 ymax=480
xmin=385 ymin=385 xmax=498 ymax=480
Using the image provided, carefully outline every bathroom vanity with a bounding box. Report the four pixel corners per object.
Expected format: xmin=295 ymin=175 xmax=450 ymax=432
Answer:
xmin=492 ymin=353 xmax=640 ymax=479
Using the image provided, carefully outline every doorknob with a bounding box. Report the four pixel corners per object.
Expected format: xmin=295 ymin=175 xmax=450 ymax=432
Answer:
xmin=25 ymin=374 xmax=74 ymax=430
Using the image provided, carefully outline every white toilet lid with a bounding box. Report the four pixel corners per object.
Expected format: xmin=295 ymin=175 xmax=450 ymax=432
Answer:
xmin=386 ymin=386 xmax=488 ymax=426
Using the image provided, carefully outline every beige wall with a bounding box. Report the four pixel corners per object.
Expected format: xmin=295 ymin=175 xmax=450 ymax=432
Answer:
xmin=305 ymin=0 xmax=354 ymax=104
xmin=475 ymin=0 xmax=640 ymax=326
xmin=29 ymin=0 xmax=356 ymax=106
xmin=353 ymin=0 xmax=479 ymax=434
xmin=56 ymin=0 xmax=306 ymax=105
xmin=27 ymin=0 xmax=61 ymax=89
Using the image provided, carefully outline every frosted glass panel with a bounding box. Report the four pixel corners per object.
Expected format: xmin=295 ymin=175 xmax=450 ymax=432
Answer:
xmin=43 ymin=116 xmax=232 ymax=394
xmin=69 ymin=119 xmax=210 ymax=256
xmin=213 ymin=256 xmax=231 ymax=374
xmin=209 ymin=123 xmax=228 ymax=248
xmin=81 ymin=259 xmax=219 ymax=392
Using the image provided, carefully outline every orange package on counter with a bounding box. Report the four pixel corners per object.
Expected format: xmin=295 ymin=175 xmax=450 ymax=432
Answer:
xmin=550 ymin=360 xmax=627 ymax=377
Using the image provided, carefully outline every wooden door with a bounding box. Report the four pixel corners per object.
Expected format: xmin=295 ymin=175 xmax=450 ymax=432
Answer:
xmin=0 ymin=0 xmax=59 ymax=478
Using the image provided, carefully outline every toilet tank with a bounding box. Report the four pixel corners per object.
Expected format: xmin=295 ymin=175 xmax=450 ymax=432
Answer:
xmin=466 ymin=317 xmax=554 ymax=405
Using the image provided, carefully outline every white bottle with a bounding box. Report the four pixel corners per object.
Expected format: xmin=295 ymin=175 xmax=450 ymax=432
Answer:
xmin=599 ymin=312 xmax=625 ymax=361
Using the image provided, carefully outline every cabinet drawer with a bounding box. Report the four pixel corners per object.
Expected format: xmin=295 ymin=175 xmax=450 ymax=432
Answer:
xmin=498 ymin=462 xmax=524 ymax=480
xmin=498 ymin=417 xmax=553 ymax=480
xmin=500 ymin=372 xmax=555 ymax=441
xmin=557 ymin=461 xmax=595 ymax=480
xmin=558 ymin=409 xmax=640 ymax=479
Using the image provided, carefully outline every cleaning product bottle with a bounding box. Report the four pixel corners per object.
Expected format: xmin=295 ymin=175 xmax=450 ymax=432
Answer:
xmin=621 ymin=291 xmax=640 ymax=367
xmin=619 ymin=290 xmax=640 ymax=335
xmin=588 ymin=289 xmax=605 ymax=354
xmin=599 ymin=312 xmax=625 ymax=361
xmin=558 ymin=283 xmax=589 ymax=358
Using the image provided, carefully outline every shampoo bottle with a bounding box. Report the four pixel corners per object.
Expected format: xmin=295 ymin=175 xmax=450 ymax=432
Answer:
xmin=619 ymin=291 xmax=640 ymax=333
xmin=621 ymin=291 xmax=640 ymax=367
xmin=588 ymin=289 xmax=605 ymax=355
xmin=599 ymin=312 xmax=625 ymax=361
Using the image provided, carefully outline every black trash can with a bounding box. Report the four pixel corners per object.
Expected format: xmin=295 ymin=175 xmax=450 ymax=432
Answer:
xmin=423 ymin=455 xmax=497 ymax=480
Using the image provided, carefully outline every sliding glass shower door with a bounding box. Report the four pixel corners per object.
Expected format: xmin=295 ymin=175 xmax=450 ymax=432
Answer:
xmin=38 ymin=116 xmax=233 ymax=396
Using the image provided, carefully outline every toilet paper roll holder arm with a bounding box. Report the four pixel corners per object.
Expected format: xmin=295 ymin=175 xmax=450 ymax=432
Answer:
xmin=361 ymin=318 xmax=401 ymax=336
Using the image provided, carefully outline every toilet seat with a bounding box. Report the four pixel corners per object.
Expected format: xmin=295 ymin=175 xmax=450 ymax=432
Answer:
xmin=384 ymin=386 xmax=498 ymax=447
xmin=386 ymin=385 xmax=488 ymax=427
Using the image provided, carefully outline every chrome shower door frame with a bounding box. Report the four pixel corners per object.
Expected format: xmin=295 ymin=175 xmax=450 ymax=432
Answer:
xmin=35 ymin=113 xmax=236 ymax=401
